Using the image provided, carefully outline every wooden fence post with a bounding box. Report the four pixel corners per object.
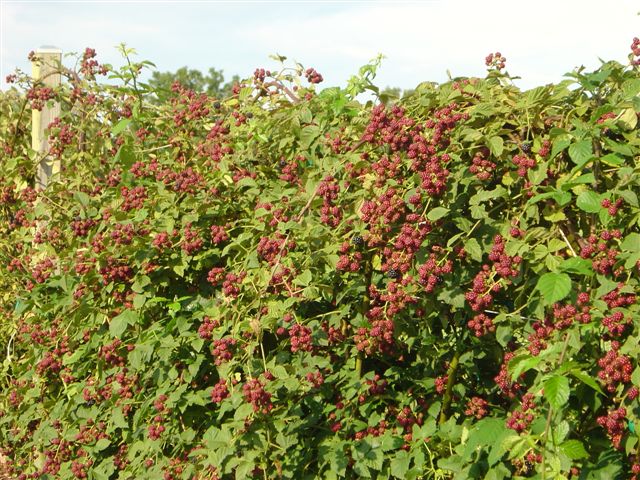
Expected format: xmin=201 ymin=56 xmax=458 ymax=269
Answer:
xmin=31 ymin=46 xmax=62 ymax=189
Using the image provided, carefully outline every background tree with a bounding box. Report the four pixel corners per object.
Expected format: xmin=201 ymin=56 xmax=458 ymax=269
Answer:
xmin=147 ymin=66 xmax=239 ymax=101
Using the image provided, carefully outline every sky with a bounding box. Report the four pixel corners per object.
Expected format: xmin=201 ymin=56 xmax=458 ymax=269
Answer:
xmin=1 ymin=0 xmax=639 ymax=93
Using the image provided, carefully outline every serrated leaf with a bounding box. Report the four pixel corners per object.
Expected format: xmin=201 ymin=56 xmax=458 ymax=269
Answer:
xmin=568 ymin=140 xmax=593 ymax=166
xmin=570 ymin=370 xmax=605 ymax=395
xmin=470 ymin=185 xmax=506 ymax=205
xmin=111 ymin=118 xmax=131 ymax=136
xmin=295 ymin=269 xmax=313 ymax=286
xmin=561 ymin=439 xmax=588 ymax=459
xmin=600 ymin=153 xmax=624 ymax=166
xmin=595 ymin=275 xmax=619 ymax=299
xmin=95 ymin=438 xmax=111 ymax=451
xmin=464 ymin=238 xmax=483 ymax=262
xmin=528 ymin=163 xmax=548 ymax=186
xmin=426 ymin=207 xmax=449 ymax=221
xmin=576 ymin=190 xmax=602 ymax=213
xmin=133 ymin=294 xmax=146 ymax=310
xmin=390 ymin=450 xmax=410 ymax=478
xmin=552 ymin=190 xmax=573 ymax=206
xmin=551 ymin=135 xmax=571 ymax=159
xmin=464 ymin=418 xmax=506 ymax=459
xmin=496 ymin=324 xmax=512 ymax=347
xmin=109 ymin=309 xmax=138 ymax=337
xmin=234 ymin=402 xmax=253 ymax=421
xmin=621 ymin=233 xmax=640 ymax=253
xmin=508 ymin=354 xmax=541 ymax=379
xmin=73 ymin=191 xmax=90 ymax=207
xmin=111 ymin=407 xmax=128 ymax=429
xmin=616 ymin=108 xmax=637 ymax=131
xmin=544 ymin=375 xmax=570 ymax=410
xmin=63 ymin=347 xmax=86 ymax=366
xmin=619 ymin=190 xmax=638 ymax=207
xmin=536 ymin=272 xmax=571 ymax=304
xmin=558 ymin=257 xmax=593 ymax=276
xmin=299 ymin=125 xmax=321 ymax=150
xmin=487 ymin=136 xmax=504 ymax=157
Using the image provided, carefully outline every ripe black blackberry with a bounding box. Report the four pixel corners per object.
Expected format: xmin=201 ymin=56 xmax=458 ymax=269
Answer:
xmin=520 ymin=142 xmax=532 ymax=154
xmin=352 ymin=235 xmax=364 ymax=247
xmin=387 ymin=268 xmax=400 ymax=279
xmin=213 ymin=101 xmax=221 ymax=110
xmin=603 ymin=128 xmax=618 ymax=140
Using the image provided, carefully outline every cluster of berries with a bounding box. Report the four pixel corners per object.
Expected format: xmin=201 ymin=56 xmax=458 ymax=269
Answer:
xmin=26 ymin=86 xmax=55 ymax=111
xmin=485 ymin=52 xmax=507 ymax=70
xmin=465 ymin=396 xmax=489 ymax=419
xmin=506 ymin=393 xmax=537 ymax=433
xmin=597 ymin=407 xmax=627 ymax=449
xmin=304 ymin=68 xmax=323 ymax=84
xmin=469 ymin=149 xmax=496 ymax=181
xmin=597 ymin=343 xmax=633 ymax=393
xmin=242 ymin=377 xmax=273 ymax=413
xmin=120 ymin=186 xmax=146 ymax=211
xmin=579 ymin=230 xmax=622 ymax=276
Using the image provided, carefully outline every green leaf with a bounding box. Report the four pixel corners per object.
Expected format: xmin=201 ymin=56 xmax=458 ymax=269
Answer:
xmin=390 ymin=450 xmax=410 ymax=478
xmin=298 ymin=107 xmax=313 ymax=124
xmin=464 ymin=418 xmax=506 ymax=459
xmin=299 ymin=125 xmax=321 ymax=149
xmin=561 ymin=439 xmax=588 ymax=459
xmin=464 ymin=238 xmax=483 ymax=262
xmin=528 ymin=163 xmax=548 ymax=186
xmin=558 ymin=257 xmax=593 ymax=276
xmin=114 ymin=144 xmax=136 ymax=169
xmin=111 ymin=118 xmax=131 ymax=136
xmin=576 ymin=190 xmax=602 ymax=213
xmin=487 ymin=136 xmax=504 ymax=157
xmin=294 ymin=269 xmax=313 ymax=287
xmin=133 ymin=294 xmax=146 ymax=310
xmin=111 ymin=407 xmax=129 ymax=429
xmin=508 ymin=354 xmax=541 ymax=379
xmin=570 ymin=370 xmax=605 ymax=395
xmin=568 ymin=140 xmax=593 ymax=166
xmin=536 ymin=272 xmax=571 ymax=304
xmin=600 ymin=153 xmax=624 ymax=166
xmin=595 ymin=275 xmax=619 ymax=299
xmin=552 ymin=190 xmax=572 ymax=206
xmin=63 ymin=347 xmax=86 ymax=366
xmin=426 ymin=207 xmax=449 ymax=221
xmin=234 ymin=402 xmax=253 ymax=421
xmin=469 ymin=185 xmax=506 ymax=205
xmin=616 ymin=108 xmax=637 ymax=131
xmin=94 ymin=438 xmax=111 ymax=451
xmin=73 ymin=191 xmax=90 ymax=207
xmin=544 ymin=375 xmax=570 ymax=410
xmin=109 ymin=309 xmax=138 ymax=337
xmin=551 ymin=135 xmax=571 ymax=159
xmin=619 ymin=190 xmax=638 ymax=207
xmin=495 ymin=324 xmax=512 ymax=347
xmin=621 ymin=233 xmax=640 ymax=253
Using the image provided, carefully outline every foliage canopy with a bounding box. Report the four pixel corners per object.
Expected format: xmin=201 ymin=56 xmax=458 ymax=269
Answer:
xmin=2 ymin=42 xmax=640 ymax=479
